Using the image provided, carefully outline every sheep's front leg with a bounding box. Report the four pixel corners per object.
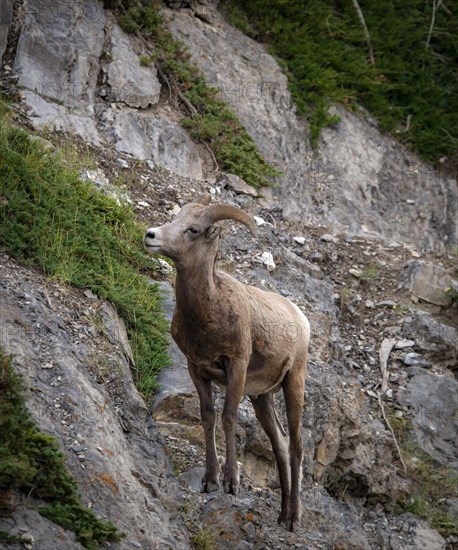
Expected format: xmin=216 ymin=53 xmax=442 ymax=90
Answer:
xmin=188 ymin=361 xmax=220 ymax=492
xmin=222 ymin=360 xmax=246 ymax=495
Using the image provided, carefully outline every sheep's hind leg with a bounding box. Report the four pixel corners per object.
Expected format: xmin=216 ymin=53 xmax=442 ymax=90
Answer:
xmin=250 ymin=392 xmax=291 ymax=526
xmin=282 ymin=366 xmax=306 ymax=532
xmin=188 ymin=362 xmax=220 ymax=492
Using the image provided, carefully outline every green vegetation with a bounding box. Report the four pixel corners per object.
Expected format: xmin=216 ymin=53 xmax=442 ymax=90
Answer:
xmin=190 ymin=527 xmax=216 ymax=550
xmin=0 ymin=102 xmax=168 ymax=398
xmin=0 ymin=349 xmax=124 ymax=548
xmin=360 ymin=263 xmax=380 ymax=281
xmin=0 ymin=531 xmax=21 ymax=544
xmin=116 ymin=1 xmax=279 ymax=189
xmin=391 ymin=415 xmax=458 ymax=536
xmin=223 ymin=0 xmax=458 ymax=162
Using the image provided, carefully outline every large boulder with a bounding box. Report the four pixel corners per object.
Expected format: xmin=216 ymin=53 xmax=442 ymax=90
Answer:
xmin=399 ymin=261 xmax=455 ymax=307
xmin=397 ymin=367 xmax=458 ymax=467
xmin=402 ymin=311 xmax=457 ymax=369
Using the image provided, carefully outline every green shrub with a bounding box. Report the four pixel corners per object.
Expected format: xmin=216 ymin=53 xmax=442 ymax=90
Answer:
xmin=222 ymin=0 xmax=458 ymax=163
xmin=0 ymin=104 xmax=168 ymax=398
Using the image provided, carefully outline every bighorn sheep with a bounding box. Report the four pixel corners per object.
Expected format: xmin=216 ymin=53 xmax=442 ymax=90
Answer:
xmin=144 ymin=195 xmax=310 ymax=531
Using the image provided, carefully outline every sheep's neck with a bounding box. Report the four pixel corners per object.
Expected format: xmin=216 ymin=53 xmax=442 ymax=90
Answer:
xmin=175 ymin=262 xmax=217 ymax=321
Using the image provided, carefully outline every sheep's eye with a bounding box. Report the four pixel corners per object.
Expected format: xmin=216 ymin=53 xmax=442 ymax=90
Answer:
xmin=187 ymin=227 xmax=198 ymax=234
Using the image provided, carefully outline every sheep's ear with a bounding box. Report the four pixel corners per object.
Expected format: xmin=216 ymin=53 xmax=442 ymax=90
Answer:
xmin=191 ymin=194 xmax=212 ymax=206
xmin=205 ymin=224 xmax=221 ymax=240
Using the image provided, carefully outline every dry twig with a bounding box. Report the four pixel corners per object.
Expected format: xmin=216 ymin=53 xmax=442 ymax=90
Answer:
xmin=377 ymin=391 xmax=407 ymax=473
xmin=202 ymin=141 xmax=219 ymax=173
xmin=157 ymin=66 xmax=173 ymax=103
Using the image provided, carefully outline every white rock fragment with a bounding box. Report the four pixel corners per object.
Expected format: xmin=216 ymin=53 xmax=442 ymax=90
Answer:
xmin=395 ymin=339 xmax=415 ymax=350
xmin=321 ymin=234 xmax=337 ymax=243
xmin=137 ymin=201 xmax=149 ymax=208
xmin=82 ymin=168 xmax=109 ymax=188
xmin=293 ymin=236 xmax=306 ymax=245
xmin=365 ymin=299 xmax=375 ymax=309
xmin=171 ymin=204 xmax=181 ymax=215
xmin=261 ymin=251 xmax=276 ymax=272
xmin=117 ymin=158 xmax=129 ymax=168
xmin=349 ymin=268 xmax=363 ymax=278
xmin=157 ymin=259 xmax=173 ymax=274
xmin=253 ymin=216 xmax=266 ymax=227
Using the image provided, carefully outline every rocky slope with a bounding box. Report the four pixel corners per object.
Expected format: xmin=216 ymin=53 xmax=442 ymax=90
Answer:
xmin=1 ymin=1 xmax=457 ymax=549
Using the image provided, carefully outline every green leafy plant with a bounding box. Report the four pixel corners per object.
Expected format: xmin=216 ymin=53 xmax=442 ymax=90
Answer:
xmin=116 ymin=1 xmax=279 ymax=189
xmin=0 ymin=349 xmax=124 ymax=548
xmin=0 ymin=103 xmax=168 ymax=398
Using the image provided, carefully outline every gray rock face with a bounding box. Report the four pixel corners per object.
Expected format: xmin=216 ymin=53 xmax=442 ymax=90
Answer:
xmin=12 ymin=0 xmax=204 ymax=180
xmin=0 ymin=254 xmax=190 ymax=549
xmin=320 ymin=105 xmax=457 ymax=249
xmin=100 ymin=109 xmax=204 ymax=177
xmin=166 ymin=9 xmax=457 ymax=247
xmin=397 ymin=367 xmax=458 ymax=467
xmin=0 ymin=509 xmax=84 ymax=550
xmin=0 ymin=0 xmax=13 ymax=62
xmin=13 ymin=0 xmax=105 ymax=107
xmin=105 ymin=23 xmax=161 ymax=109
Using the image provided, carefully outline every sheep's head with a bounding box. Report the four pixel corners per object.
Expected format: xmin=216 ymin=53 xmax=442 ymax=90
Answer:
xmin=144 ymin=195 xmax=257 ymax=268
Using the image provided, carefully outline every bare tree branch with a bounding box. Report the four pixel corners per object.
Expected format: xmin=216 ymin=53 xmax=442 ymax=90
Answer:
xmin=352 ymin=0 xmax=375 ymax=65
xmin=426 ymin=0 xmax=443 ymax=50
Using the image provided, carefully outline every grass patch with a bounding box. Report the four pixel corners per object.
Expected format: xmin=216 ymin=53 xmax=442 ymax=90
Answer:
xmin=0 ymin=349 xmax=124 ymax=548
xmin=0 ymin=102 xmax=168 ymax=399
xmin=390 ymin=415 xmax=458 ymax=536
xmin=360 ymin=263 xmax=380 ymax=281
xmin=222 ymin=0 xmax=458 ymax=164
xmin=115 ymin=1 xmax=279 ymax=189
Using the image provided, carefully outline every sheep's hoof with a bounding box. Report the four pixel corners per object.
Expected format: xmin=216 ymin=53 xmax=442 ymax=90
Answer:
xmin=286 ymin=514 xmax=301 ymax=532
xmin=223 ymin=480 xmax=238 ymax=495
xmin=277 ymin=512 xmax=288 ymax=528
xmin=200 ymin=481 xmax=219 ymax=493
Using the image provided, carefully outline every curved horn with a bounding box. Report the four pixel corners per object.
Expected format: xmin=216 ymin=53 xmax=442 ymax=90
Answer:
xmin=190 ymin=194 xmax=212 ymax=206
xmin=206 ymin=204 xmax=257 ymax=237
